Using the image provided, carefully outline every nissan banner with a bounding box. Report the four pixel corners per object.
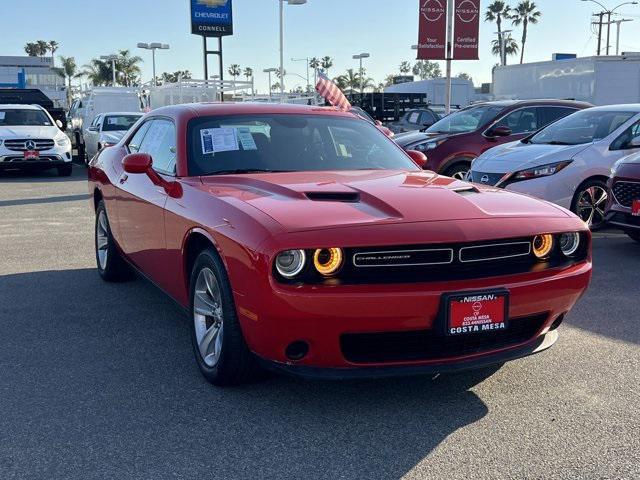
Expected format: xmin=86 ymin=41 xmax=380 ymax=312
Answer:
xmin=417 ymin=0 xmax=447 ymax=60
xmin=452 ymin=0 xmax=480 ymax=60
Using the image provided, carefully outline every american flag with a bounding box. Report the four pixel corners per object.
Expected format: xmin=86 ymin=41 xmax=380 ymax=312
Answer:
xmin=315 ymin=71 xmax=351 ymax=111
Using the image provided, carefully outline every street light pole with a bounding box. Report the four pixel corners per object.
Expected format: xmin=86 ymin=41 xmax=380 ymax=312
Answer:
xmin=264 ymin=68 xmax=277 ymax=102
xmin=352 ymin=53 xmax=370 ymax=95
xmin=100 ymin=55 xmax=119 ymax=85
xmin=292 ymin=57 xmax=310 ymax=92
xmin=613 ymin=18 xmax=633 ymax=54
xmin=277 ymin=0 xmax=307 ymax=102
xmin=137 ymin=43 xmax=170 ymax=86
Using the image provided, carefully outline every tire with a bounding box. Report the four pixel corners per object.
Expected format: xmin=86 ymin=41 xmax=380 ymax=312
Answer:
xmin=75 ymin=133 xmax=86 ymax=164
xmin=627 ymin=231 xmax=640 ymax=243
xmin=570 ymin=178 xmax=608 ymax=230
xmin=443 ymin=162 xmax=471 ymax=180
xmin=189 ymin=248 xmax=259 ymax=386
xmin=95 ymin=201 xmax=131 ymax=282
xmin=57 ymin=163 xmax=73 ymax=177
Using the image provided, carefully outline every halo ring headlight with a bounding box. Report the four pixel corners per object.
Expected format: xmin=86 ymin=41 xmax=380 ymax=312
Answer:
xmin=533 ymin=234 xmax=554 ymax=259
xmin=313 ymin=248 xmax=343 ymax=276
xmin=559 ymin=232 xmax=580 ymax=257
xmin=275 ymin=249 xmax=306 ymax=278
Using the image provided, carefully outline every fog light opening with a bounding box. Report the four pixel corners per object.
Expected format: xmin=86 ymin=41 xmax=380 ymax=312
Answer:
xmin=550 ymin=313 xmax=566 ymax=331
xmin=285 ymin=341 xmax=309 ymax=361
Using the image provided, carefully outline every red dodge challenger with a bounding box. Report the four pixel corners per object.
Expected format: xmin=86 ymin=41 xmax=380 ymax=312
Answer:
xmin=88 ymin=103 xmax=592 ymax=385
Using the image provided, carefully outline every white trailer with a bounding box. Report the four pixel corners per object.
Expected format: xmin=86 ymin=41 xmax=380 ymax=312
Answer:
xmin=383 ymin=78 xmax=475 ymax=107
xmin=492 ymin=55 xmax=640 ymax=106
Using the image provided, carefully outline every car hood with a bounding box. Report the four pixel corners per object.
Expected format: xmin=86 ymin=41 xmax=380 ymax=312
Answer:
xmin=198 ymin=170 xmax=569 ymax=233
xmin=394 ymin=130 xmax=460 ymax=148
xmin=473 ymin=141 xmax=593 ymax=174
xmin=0 ymin=126 xmax=60 ymax=139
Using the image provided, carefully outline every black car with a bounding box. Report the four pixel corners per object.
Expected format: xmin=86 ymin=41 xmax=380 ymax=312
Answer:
xmin=387 ymin=108 xmax=440 ymax=134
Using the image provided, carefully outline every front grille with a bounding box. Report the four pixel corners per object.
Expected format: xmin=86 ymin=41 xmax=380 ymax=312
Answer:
xmin=612 ymin=181 xmax=640 ymax=208
xmin=459 ymin=241 xmax=531 ymax=263
xmin=4 ymin=139 xmax=55 ymax=152
xmin=340 ymin=313 xmax=548 ymax=363
xmin=469 ymin=171 xmax=504 ymax=186
xmin=2 ymin=155 xmax=58 ymax=163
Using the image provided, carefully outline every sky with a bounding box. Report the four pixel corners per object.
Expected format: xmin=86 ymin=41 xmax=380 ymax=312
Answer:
xmin=2 ymin=0 xmax=640 ymax=93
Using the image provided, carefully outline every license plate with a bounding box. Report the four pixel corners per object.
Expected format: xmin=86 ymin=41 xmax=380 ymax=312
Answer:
xmin=445 ymin=290 xmax=509 ymax=336
xmin=24 ymin=150 xmax=39 ymax=160
xmin=633 ymin=199 xmax=640 ymax=217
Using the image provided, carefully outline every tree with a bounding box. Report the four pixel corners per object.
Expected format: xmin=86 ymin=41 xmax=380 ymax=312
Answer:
xmin=48 ymin=40 xmax=59 ymax=67
xmin=116 ymin=50 xmax=143 ymax=86
xmin=57 ymin=56 xmax=81 ymax=106
xmin=309 ymin=57 xmax=321 ymax=70
xmin=383 ymin=74 xmax=396 ymax=87
xmin=243 ymin=67 xmax=253 ymax=82
xmin=491 ymin=35 xmax=519 ymax=65
xmin=511 ymin=1 xmax=541 ymax=64
xmin=321 ymin=56 xmax=333 ymax=78
xmin=485 ymin=1 xmax=512 ymax=66
xmin=24 ymin=41 xmax=48 ymax=57
xmin=82 ymin=58 xmax=114 ymax=86
xmin=37 ymin=40 xmax=50 ymax=57
xmin=457 ymin=72 xmax=473 ymax=83
xmin=271 ymin=82 xmax=281 ymax=92
xmin=160 ymin=70 xmax=192 ymax=83
xmin=399 ymin=61 xmax=412 ymax=75
xmin=412 ymin=60 xmax=442 ymax=80
xmin=228 ymin=64 xmax=241 ymax=83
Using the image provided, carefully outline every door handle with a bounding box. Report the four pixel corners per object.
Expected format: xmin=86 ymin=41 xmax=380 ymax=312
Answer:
xmin=119 ymin=174 xmax=128 ymax=184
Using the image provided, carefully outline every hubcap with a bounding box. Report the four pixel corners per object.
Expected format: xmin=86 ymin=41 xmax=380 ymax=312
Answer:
xmin=193 ymin=268 xmax=224 ymax=367
xmin=96 ymin=211 xmax=109 ymax=270
xmin=451 ymin=170 xmax=468 ymax=180
xmin=576 ymin=185 xmax=608 ymax=228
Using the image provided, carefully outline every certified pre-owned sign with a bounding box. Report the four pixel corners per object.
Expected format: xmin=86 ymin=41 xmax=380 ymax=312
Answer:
xmin=191 ymin=0 xmax=233 ymax=37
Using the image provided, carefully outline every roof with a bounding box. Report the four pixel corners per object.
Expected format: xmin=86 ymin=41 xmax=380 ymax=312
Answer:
xmin=99 ymin=111 xmax=144 ymax=116
xmin=0 ymin=103 xmax=44 ymax=110
xmin=470 ymin=99 xmax=593 ymax=108
xmin=151 ymin=102 xmax=354 ymax=119
xmin=583 ymin=104 xmax=640 ymax=112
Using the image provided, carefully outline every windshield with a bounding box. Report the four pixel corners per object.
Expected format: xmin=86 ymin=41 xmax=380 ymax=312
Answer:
xmin=102 ymin=115 xmax=141 ymax=132
xmin=424 ymin=105 xmax=504 ymax=134
xmin=187 ymin=114 xmax=418 ymax=176
xmin=529 ymin=109 xmax=636 ymax=145
xmin=0 ymin=108 xmax=51 ymax=126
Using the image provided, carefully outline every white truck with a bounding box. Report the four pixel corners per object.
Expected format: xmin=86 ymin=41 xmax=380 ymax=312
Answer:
xmin=68 ymin=87 xmax=141 ymax=160
xmin=492 ymin=54 xmax=640 ymax=106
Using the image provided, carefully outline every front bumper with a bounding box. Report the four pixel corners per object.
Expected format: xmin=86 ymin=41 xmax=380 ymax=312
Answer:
xmin=236 ymin=260 xmax=591 ymax=372
xmin=0 ymin=151 xmax=72 ymax=169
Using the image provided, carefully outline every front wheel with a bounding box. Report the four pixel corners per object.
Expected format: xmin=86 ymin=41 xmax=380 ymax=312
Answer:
xmin=190 ymin=249 xmax=259 ymax=386
xmin=95 ymin=201 xmax=131 ymax=281
xmin=443 ymin=163 xmax=471 ymax=180
xmin=571 ymin=179 xmax=608 ymax=230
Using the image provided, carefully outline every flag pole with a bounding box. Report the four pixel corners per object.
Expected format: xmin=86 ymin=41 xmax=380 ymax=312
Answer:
xmin=444 ymin=0 xmax=454 ymax=115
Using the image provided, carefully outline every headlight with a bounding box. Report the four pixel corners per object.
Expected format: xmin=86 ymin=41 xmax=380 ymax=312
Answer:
xmin=313 ymin=248 xmax=343 ymax=276
xmin=275 ymin=250 xmax=306 ymax=278
xmin=512 ymin=161 xmax=572 ymax=181
xmin=56 ymin=136 xmax=70 ymax=147
xmin=415 ymin=139 xmax=445 ymax=152
xmin=532 ymin=234 xmax=554 ymax=259
xmin=559 ymin=232 xmax=580 ymax=257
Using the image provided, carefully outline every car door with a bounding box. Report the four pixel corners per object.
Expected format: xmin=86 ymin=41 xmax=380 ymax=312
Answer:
xmin=604 ymin=117 xmax=640 ymax=168
xmin=482 ymin=107 xmax=540 ymax=153
xmin=116 ymin=118 xmax=176 ymax=285
xmin=84 ymin=115 xmax=101 ymax=158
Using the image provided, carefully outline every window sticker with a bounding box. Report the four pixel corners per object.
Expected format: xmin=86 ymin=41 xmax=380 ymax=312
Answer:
xmin=0 ymin=112 xmax=5 ymax=120
xmin=200 ymin=127 xmax=239 ymax=155
xmin=237 ymin=128 xmax=257 ymax=151
xmin=107 ymin=117 xmax=118 ymax=125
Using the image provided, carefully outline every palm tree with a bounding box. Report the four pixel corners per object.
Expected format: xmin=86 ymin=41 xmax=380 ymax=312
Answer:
xmin=48 ymin=41 xmax=59 ymax=67
xmin=309 ymin=57 xmax=320 ymax=85
xmin=271 ymin=82 xmax=281 ymax=92
xmin=24 ymin=41 xmax=49 ymax=57
xmin=485 ymin=1 xmax=512 ymax=66
xmin=82 ymin=58 xmax=114 ymax=86
xmin=321 ymin=56 xmax=333 ymax=78
xmin=116 ymin=49 xmax=143 ymax=86
xmin=511 ymin=1 xmax=541 ymax=64
xmin=243 ymin=67 xmax=253 ymax=82
xmin=491 ymin=35 xmax=519 ymax=65
xmin=57 ymin=56 xmax=81 ymax=106
xmin=36 ymin=40 xmax=50 ymax=56
xmin=228 ymin=64 xmax=241 ymax=83
xmin=399 ymin=61 xmax=412 ymax=75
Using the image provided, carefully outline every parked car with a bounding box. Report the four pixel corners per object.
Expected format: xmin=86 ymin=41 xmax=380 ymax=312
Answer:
xmin=349 ymin=106 xmax=394 ymax=138
xmin=469 ymin=105 xmax=640 ymax=229
xmin=83 ymin=112 xmax=143 ymax=161
xmin=88 ymin=102 xmax=591 ymax=386
xmin=606 ymin=153 xmax=640 ymax=242
xmin=387 ymin=108 xmax=440 ymax=134
xmin=0 ymin=104 xmax=73 ymax=176
xmin=394 ymin=100 xmax=591 ymax=179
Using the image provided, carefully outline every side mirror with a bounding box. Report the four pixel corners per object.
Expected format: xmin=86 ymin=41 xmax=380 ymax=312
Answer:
xmin=123 ymin=153 xmax=152 ymax=174
xmin=87 ymin=125 xmax=99 ymax=132
xmin=55 ymin=119 xmax=63 ymax=129
xmin=489 ymin=126 xmax=512 ymax=137
xmin=406 ymin=149 xmax=428 ymax=169
xmin=375 ymin=119 xmax=383 ymax=127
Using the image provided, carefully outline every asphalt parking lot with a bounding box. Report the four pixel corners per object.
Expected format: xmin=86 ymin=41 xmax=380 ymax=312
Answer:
xmin=0 ymin=165 xmax=638 ymax=480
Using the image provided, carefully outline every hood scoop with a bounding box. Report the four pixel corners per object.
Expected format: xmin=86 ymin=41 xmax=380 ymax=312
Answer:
xmin=451 ymin=185 xmax=480 ymax=196
xmin=305 ymin=191 xmax=360 ymax=203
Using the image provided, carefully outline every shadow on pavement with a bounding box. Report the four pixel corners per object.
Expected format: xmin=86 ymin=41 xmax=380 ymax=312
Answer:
xmin=0 ymin=164 xmax=86 ymax=183
xmin=0 ymin=193 xmax=90 ymax=207
xmin=0 ymin=268 xmax=494 ymax=479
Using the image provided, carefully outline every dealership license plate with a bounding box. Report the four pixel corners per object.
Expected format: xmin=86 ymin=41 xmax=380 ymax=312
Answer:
xmin=445 ymin=290 xmax=509 ymax=336
xmin=633 ymin=199 xmax=640 ymax=217
xmin=24 ymin=150 xmax=39 ymax=160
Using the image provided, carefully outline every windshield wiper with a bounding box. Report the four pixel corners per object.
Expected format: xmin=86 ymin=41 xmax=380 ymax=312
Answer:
xmin=545 ymin=141 xmax=575 ymax=145
xmin=209 ymin=168 xmax=292 ymax=175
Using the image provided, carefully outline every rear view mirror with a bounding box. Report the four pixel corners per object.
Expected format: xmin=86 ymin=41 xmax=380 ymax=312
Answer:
xmin=122 ymin=153 xmax=152 ymax=174
xmin=406 ymin=149 xmax=428 ymax=168
xmin=489 ymin=126 xmax=512 ymax=137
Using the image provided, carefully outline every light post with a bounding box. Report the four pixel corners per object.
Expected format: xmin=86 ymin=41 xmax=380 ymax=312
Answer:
xmin=278 ymin=0 xmax=307 ymax=101
xmin=582 ymin=1 xmax=638 ymax=54
xmin=100 ymin=54 xmax=119 ymax=85
xmin=613 ymin=18 xmax=633 ymax=54
xmin=137 ymin=42 xmax=170 ymax=85
xmin=291 ymin=57 xmax=310 ymax=92
xmin=352 ymin=53 xmax=370 ymax=95
xmin=264 ymin=68 xmax=278 ymax=102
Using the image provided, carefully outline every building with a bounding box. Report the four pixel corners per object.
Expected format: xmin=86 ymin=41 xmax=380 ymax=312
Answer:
xmin=0 ymin=56 xmax=67 ymax=108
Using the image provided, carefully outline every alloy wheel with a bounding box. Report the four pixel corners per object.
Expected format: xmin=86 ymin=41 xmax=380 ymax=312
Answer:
xmin=451 ymin=171 xmax=468 ymax=180
xmin=96 ymin=210 xmax=109 ymax=270
xmin=193 ymin=268 xmax=224 ymax=367
xmin=576 ymin=185 xmax=608 ymax=228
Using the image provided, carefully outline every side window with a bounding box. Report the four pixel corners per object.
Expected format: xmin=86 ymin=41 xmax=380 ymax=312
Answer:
xmin=91 ymin=115 xmax=102 ymax=128
xmin=610 ymin=120 xmax=640 ymax=150
xmin=127 ymin=122 xmax=152 ymax=153
xmin=495 ymin=107 xmax=538 ymax=134
xmin=540 ymin=107 xmax=576 ymax=127
xmin=407 ymin=112 xmax=420 ymax=124
xmin=138 ymin=119 xmax=177 ymax=175
xmin=419 ymin=111 xmax=436 ymax=125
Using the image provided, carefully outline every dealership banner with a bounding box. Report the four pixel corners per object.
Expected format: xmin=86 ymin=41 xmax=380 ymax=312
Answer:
xmin=452 ymin=0 xmax=479 ymax=60
xmin=417 ymin=0 xmax=447 ymax=60
xmin=191 ymin=0 xmax=233 ymax=37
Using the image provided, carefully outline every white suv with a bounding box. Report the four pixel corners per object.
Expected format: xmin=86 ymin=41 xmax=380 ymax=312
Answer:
xmin=0 ymin=104 xmax=73 ymax=176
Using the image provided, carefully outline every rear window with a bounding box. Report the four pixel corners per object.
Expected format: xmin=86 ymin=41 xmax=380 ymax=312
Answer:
xmin=102 ymin=115 xmax=141 ymax=132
